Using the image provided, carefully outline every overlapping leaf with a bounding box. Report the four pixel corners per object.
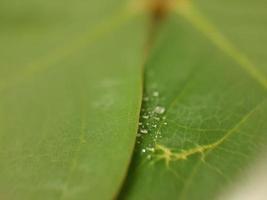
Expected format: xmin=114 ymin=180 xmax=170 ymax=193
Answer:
xmin=0 ymin=0 xmax=146 ymax=199
xmin=120 ymin=0 xmax=267 ymax=199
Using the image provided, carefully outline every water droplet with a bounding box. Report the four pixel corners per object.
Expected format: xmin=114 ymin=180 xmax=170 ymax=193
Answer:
xmin=154 ymin=117 xmax=160 ymax=121
xmin=143 ymin=97 xmax=149 ymax=101
xmin=140 ymin=129 xmax=148 ymax=134
xmin=153 ymin=91 xmax=159 ymax=97
xmin=154 ymin=106 xmax=165 ymax=114
xmin=147 ymin=147 xmax=155 ymax=152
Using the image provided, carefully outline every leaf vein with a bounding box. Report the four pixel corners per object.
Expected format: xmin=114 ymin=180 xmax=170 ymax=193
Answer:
xmin=175 ymin=1 xmax=267 ymax=89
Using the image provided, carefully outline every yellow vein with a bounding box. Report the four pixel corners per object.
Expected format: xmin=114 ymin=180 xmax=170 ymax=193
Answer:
xmin=155 ymin=99 xmax=265 ymax=199
xmin=0 ymin=8 xmax=136 ymax=93
xmin=175 ymin=1 xmax=267 ymax=89
xmin=155 ymin=99 xmax=263 ymax=166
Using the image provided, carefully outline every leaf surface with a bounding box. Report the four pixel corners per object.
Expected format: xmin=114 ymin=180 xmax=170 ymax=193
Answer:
xmin=0 ymin=0 xmax=145 ymax=199
xmin=120 ymin=0 xmax=267 ymax=199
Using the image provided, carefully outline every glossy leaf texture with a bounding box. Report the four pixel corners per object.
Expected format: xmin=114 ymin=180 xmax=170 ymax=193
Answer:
xmin=120 ymin=0 xmax=267 ymax=199
xmin=0 ymin=0 xmax=146 ymax=199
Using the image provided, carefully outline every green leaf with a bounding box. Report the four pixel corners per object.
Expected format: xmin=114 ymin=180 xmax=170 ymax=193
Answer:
xmin=120 ymin=0 xmax=267 ymax=199
xmin=0 ymin=1 xmax=145 ymax=199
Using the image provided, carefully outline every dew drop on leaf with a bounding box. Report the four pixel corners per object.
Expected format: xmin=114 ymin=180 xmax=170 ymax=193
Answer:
xmin=140 ymin=129 xmax=148 ymax=134
xmin=154 ymin=106 xmax=165 ymax=114
xmin=153 ymin=91 xmax=159 ymax=97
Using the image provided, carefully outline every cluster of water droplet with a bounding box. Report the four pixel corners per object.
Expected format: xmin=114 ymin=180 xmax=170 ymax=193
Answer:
xmin=136 ymin=90 xmax=168 ymax=159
